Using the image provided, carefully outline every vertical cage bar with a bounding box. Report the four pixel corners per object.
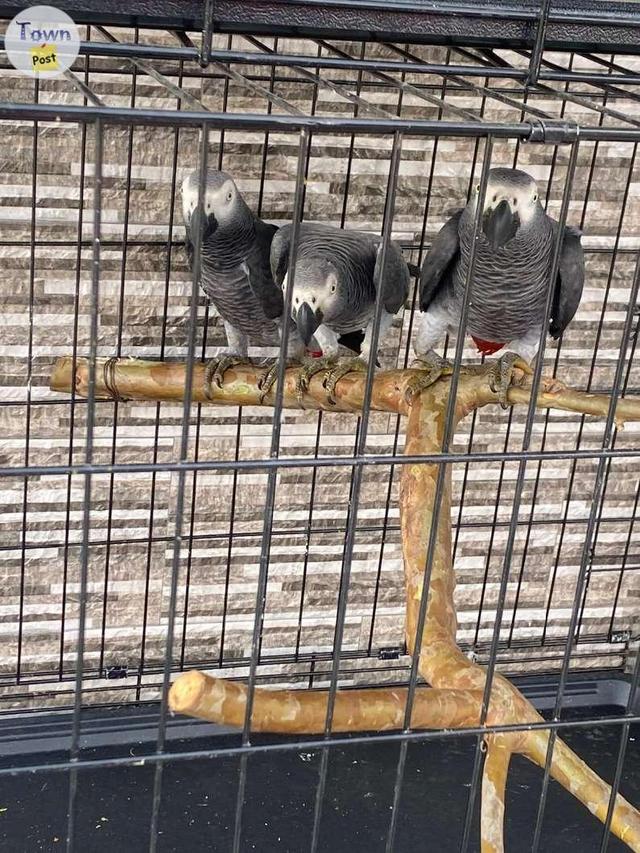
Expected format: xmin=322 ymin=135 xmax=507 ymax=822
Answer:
xmin=135 ymin=62 xmax=187 ymax=701
xmin=65 ymin=116 xmax=103 ymax=853
xmin=598 ymin=645 xmax=640 ymax=852
xmin=309 ymin=130 xmax=404 ymax=853
xmin=460 ymin=138 xmax=581 ymax=853
xmin=385 ymin=136 xmax=495 ymax=853
xmin=199 ymin=0 xmax=215 ymax=67
xmin=148 ymin=123 xmax=210 ymax=853
xmin=531 ymin=248 xmax=640 ymax=853
xmin=527 ymin=0 xmax=552 ymax=88
xmin=16 ymin=76 xmax=39 ymax=685
xmin=231 ymin=127 xmax=311 ymax=853
xmin=99 ymin=44 xmax=139 ymax=676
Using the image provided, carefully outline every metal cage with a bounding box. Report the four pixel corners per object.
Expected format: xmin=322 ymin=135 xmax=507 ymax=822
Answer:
xmin=0 ymin=1 xmax=639 ymax=850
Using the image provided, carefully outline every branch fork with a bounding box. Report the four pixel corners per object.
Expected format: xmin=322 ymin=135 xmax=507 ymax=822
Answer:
xmin=50 ymin=355 xmax=640 ymax=852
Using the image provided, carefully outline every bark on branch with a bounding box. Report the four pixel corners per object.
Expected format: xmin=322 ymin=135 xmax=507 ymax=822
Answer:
xmin=170 ymin=670 xmax=483 ymax=733
xmin=49 ymin=355 xmax=640 ymax=851
xmin=481 ymin=736 xmax=514 ymax=853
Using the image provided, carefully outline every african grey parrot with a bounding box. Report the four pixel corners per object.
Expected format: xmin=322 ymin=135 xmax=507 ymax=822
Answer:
xmin=181 ymin=169 xmax=307 ymax=396
xmin=269 ymin=222 xmax=410 ymax=401
xmin=412 ymin=167 xmax=585 ymax=401
xmin=182 ymin=170 xmax=364 ymax=398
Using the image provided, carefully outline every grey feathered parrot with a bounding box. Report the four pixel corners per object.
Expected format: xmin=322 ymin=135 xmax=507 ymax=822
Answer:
xmin=269 ymin=222 xmax=410 ymax=402
xmin=181 ymin=169 xmax=306 ymax=397
xmin=412 ymin=167 xmax=585 ymax=402
xmin=182 ymin=170 xmax=366 ymax=398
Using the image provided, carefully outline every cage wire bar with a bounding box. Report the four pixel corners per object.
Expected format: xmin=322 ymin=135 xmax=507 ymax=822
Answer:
xmin=0 ymin=40 xmax=636 ymax=676
xmin=1 ymin=8 xmax=640 ymax=852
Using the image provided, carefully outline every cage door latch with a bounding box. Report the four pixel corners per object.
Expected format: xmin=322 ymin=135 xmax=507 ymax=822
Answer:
xmin=527 ymin=119 xmax=579 ymax=144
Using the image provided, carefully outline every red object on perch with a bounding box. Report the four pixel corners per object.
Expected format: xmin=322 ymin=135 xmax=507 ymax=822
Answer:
xmin=307 ymin=349 xmax=323 ymax=358
xmin=470 ymin=335 xmax=505 ymax=356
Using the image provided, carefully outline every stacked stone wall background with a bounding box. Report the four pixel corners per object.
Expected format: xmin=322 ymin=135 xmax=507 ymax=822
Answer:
xmin=0 ymin=31 xmax=638 ymax=709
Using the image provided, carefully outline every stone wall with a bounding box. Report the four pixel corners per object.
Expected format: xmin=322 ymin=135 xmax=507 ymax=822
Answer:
xmin=0 ymin=31 xmax=638 ymax=709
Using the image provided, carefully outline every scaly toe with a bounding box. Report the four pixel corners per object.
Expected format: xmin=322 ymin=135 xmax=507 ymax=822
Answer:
xmin=293 ymin=356 xmax=339 ymax=405
xmin=257 ymin=358 xmax=301 ymax=404
xmin=323 ymin=357 xmax=368 ymax=405
xmin=488 ymin=352 xmax=531 ymax=408
xmin=204 ymin=355 xmax=245 ymax=399
xmin=257 ymin=360 xmax=279 ymax=403
xmin=405 ymin=350 xmax=453 ymax=402
xmin=542 ymin=375 xmax=567 ymax=395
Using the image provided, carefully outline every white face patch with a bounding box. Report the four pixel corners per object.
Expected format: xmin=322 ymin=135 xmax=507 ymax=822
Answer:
xmin=479 ymin=176 xmax=540 ymax=226
xmin=289 ymin=267 xmax=339 ymax=318
xmin=181 ymin=174 xmax=236 ymax=223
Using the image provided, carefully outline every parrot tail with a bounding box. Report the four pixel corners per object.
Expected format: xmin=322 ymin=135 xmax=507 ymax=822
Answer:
xmin=470 ymin=335 xmax=505 ymax=356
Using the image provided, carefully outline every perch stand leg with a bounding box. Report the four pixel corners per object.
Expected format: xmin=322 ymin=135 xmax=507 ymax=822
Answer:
xmin=400 ymin=376 xmax=640 ymax=853
xmin=481 ymin=736 xmax=514 ymax=853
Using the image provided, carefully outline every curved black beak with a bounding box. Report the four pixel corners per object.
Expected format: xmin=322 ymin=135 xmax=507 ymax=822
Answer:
xmin=482 ymin=199 xmax=519 ymax=249
xmin=295 ymin=302 xmax=323 ymax=346
xmin=190 ymin=203 xmax=218 ymax=240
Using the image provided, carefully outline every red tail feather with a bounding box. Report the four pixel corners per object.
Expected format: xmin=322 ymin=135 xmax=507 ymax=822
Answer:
xmin=470 ymin=335 xmax=504 ymax=356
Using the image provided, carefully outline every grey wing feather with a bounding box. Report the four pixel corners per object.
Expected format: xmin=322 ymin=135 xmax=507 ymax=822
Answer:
xmin=245 ymin=219 xmax=283 ymax=321
xmin=550 ymin=225 xmax=585 ymax=339
xmin=184 ymin=223 xmax=194 ymax=269
xmin=373 ymin=240 xmax=410 ymax=314
xmin=270 ymin=224 xmax=291 ymax=287
xmin=419 ymin=210 xmax=462 ymax=311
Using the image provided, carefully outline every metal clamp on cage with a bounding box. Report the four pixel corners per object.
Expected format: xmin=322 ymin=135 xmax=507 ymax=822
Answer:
xmin=526 ymin=118 xmax=580 ymax=144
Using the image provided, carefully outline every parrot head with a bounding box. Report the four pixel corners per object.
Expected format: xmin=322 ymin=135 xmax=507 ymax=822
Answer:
xmin=181 ymin=169 xmax=248 ymax=241
xmin=286 ymin=257 xmax=341 ymax=346
xmin=474 ymin=168 xmax=541 ymax=250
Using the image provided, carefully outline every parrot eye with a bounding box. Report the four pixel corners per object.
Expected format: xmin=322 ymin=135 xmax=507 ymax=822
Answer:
xmin=492 ymin=194 xmax=497 ymax=202
xmin=330 ymin=284 xmax=336 ymax=293
xmin=475 ymin=183 xmax=480 ymax=193
xmin=533 ymin=193 xmax=538 ymax=201
xmin=513 ymin=198 xmax=517 ymax=206
xmin=226 ymin=191 xmax=233 ymax=202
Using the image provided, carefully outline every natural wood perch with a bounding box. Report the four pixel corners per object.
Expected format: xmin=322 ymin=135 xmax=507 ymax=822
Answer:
xmin=50 ymin=355 xmax=640 ymax=852
xmin=170 ymin=670 xmax=483 ymax=733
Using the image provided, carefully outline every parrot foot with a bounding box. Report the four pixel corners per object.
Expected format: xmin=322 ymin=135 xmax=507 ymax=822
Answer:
xmin=295 ymin=355 xmax=339 ymax=403
xmin=257 ymin=358 xmax=301 ymax=403
xmin=405 ymin=350 xmax=453 ymax=402
xmin=488 ymin=352 xmax=533 ymax=408
xmin=322 ymin=356 xmax=369 ymax=405
xmin=203 ymin=355 xmax=247 ymax=399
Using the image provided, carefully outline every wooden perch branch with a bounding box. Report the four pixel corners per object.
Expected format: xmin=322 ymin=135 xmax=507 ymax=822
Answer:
xmin=170 ymin=670 xmax=483 ymax=733
xmin=50 ymin=355 xmax=640 ymax=851
xmin=481 ymin=736 xmax=514 ymax=853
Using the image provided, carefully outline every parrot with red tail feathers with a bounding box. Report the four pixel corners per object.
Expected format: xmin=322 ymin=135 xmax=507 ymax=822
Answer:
xmin=410 ymin=167 xmax=585 ymax=402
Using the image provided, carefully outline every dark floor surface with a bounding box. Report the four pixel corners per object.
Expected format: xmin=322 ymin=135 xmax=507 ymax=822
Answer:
xmin=0 ymin=706 xmax=637 ymax=852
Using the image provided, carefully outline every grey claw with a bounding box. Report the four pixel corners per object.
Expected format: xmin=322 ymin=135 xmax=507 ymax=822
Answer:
xmin=488 ymin=352 xmax=521 ymax=409
xmin=405 ymin=350 xmax=452 ymax=402
xmin=322 ymin=357 xmax=368 ymax=405
xmin=257 ymin=358 xmax=301 ymax=404
xmin=204 ymin=355 xmax=240 ymax=399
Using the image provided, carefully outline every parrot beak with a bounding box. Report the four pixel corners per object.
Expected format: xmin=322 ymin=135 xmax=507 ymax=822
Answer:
xmin=191 ymin=204 xmax=218 ymax=240
xmin=295 ymin=302 xmax=323 ymax=346
xmin=482 ymin=199 xmax=519 ymax=249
